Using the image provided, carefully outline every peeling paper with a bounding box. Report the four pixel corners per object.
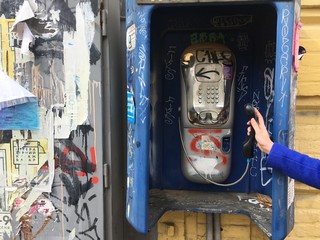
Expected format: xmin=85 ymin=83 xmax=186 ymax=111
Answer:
xmin=68 ymin=228 xmax=76 ymax=240
xmin=55 ymin=3 xmax=94 ymax=138
xmin=21 ymin=23 xmax=34 ymax=54
xmin=10 ymin=1 xmax=35 ymax=54
xmin=0 ymin=70 xmax=39 ymax=130
xmin=0 ymin=70 xmax=36 ymax=110
xmin=15 ymin=188 xmax=42 ymax=221
xmin=10 ymin=1 xmax=35 ymax=32
xmin=0 ymin=212 xmax=12 ymax=238
xmin=11 ymin=107 xmax=55 ymax=193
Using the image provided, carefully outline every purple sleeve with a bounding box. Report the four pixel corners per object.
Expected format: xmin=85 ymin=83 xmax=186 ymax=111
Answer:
xmin=266 ymin=142 xmax=320 ymax=189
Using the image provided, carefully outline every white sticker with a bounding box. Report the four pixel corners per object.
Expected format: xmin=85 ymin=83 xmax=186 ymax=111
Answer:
xmin=126 ymin=24 xmax=136 ymax=51
xmin=200 ymin=141 xmax=214 ymax=151
xmin=200 ymin=135 xmax=215 ymax=150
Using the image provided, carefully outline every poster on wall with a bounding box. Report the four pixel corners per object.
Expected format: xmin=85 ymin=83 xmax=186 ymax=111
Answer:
xmin=0 ymin=0 xmax=104 ymax=239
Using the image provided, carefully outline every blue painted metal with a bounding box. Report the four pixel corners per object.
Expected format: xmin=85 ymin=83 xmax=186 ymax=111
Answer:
xmin=126 ymin=2 xmax=153 ymax=233
xmin=271 ymin=2 xmax=295 ymax=239
xmin=126 ymin=0 xmax=297 ymax=237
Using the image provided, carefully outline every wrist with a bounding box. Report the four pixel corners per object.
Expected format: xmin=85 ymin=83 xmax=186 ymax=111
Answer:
xmin=265 ymin=141 xmax=274 ymax=154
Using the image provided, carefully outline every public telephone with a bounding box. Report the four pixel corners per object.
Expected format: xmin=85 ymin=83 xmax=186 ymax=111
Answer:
xmin=180 ymin=43 xmax=236 ymax=184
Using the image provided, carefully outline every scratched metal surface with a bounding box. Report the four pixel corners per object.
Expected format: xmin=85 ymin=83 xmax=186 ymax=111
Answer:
xmin=149 ymin=189 xmax=272 ymax=238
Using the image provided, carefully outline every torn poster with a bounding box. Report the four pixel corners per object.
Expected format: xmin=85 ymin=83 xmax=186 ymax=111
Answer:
xmin=0 ymin=70 xmax=39 ymax=130
xmin=10 ymin=0 xmax=35 ymax=54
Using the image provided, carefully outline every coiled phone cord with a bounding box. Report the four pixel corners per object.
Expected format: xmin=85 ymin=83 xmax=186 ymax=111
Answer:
xmin=178 ymin=118 xmax=251 ymax=187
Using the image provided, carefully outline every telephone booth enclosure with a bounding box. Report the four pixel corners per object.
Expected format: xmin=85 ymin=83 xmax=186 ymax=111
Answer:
xmin=126 ymin=0 xmax=300 ymax=239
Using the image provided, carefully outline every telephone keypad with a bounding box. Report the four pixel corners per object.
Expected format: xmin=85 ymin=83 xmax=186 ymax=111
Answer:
xmin=197 ymin=84 xmax=221 ymax=106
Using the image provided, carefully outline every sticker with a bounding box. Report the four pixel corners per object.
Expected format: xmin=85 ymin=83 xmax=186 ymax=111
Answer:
xmin=126 ymin=24 xmax=136 ymax=51
xmin=200 ymin=141 xmax=215 ymax=151
xmin=293 ymin=21 xmax=302 ymax=72
xmin=287 ymin=178 xmax=295 ymax=209
xmin=200 ymin=135 xmax=215 ymax=150
xmin=127 ymin=91 xmax=135 ymax=123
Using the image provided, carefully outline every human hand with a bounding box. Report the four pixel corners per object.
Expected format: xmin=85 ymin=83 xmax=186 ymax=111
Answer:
xmin=247 ymin=108 xmax=274 ymax=154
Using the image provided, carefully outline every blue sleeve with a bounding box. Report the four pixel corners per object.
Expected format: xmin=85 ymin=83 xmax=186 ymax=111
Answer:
xmin=266 ymin=142 xmax=320 ymax=189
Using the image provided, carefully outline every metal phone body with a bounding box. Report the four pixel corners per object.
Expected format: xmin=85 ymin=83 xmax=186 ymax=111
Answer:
xmin=180 ymin=43 xmax=236 ymax=183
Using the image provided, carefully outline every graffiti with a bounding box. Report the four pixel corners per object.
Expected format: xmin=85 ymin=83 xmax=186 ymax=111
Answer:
xmin=164 ymin=46 xmax=176 ymax=81
xmin=73 ymin=200 xmax=100 ymax=240
xmin=137 ymin=11 xmax=147 ymax=39
xmin=54 ymin=125 xmax=96 ymax=177
xmin=264 ymin=41 xmax=276 ymax=64
xmin=237 ymin=32 xmax=249 ymax=52
xmin=236 ymin=65 xmax=249 ymax=102
xmin=137 ymin=44 xmax=149 ymax=124
xmin=264 ymin=67 xmax=275 ymax=136
xmin=190 ymin=32 xmax=225 ymax=45
xmin=210 ymin=15 xmax=253 ymax=28
xmin=164 ymin=96 xmax=176 ymax=125
xmin=279 ymin=8 xmax=290 ymax=108
xmin=248 ymin=63 xmax=275 ymax=187
xmin=127 ymin=124 xmax=135 ymax=160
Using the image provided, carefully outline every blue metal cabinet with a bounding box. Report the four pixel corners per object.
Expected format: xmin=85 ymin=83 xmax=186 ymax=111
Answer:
xmin=126 ymin=0 xmax=299 ymax=238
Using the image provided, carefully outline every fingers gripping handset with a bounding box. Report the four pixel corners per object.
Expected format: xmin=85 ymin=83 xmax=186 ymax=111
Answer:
xmin=242 ymin=103 xmax=257 ymax=158
xmin=179 ymin=43 xmax=236 ymax=184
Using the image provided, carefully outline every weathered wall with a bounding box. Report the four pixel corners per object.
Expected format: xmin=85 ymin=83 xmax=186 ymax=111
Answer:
xmin=0 ymin=0 xmax=104 ymax=239
xmin=158 ymin=0 xmax=320 ymax=239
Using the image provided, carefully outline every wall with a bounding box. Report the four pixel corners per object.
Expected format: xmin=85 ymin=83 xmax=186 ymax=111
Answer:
xmin=0 ymin=1 xmax=104 ymax=239
xmin=287 ymin=0 xmax=320 ymax=239
xmin=157 ymin=0 xmax=320 ymax=239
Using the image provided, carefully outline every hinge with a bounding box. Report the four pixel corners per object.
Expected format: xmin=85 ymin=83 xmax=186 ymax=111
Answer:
xmin=103 ymin=163 xmax=110 ymax=189
xmin=100 ymin=4 xmax=108 ymax=37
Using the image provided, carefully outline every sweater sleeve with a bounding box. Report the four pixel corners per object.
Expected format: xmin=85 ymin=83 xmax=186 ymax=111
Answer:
xmin=266 ymin=142 xmax=320 ymax=189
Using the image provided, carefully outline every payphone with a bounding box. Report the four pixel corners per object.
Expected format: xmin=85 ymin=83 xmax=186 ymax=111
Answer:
xmin=180 ymin=43 xmax=236 ymax=183
xmin=126 ymin=0 xmax=299 ymax=238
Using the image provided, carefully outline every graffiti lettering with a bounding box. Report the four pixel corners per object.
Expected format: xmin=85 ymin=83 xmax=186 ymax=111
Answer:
xmin=137 ymin=11 xmax=147 ymax=39
xmin=236 ymin=66 xmax=249 ymax=102
xmin=264 ymin=41 xmax=276 ymax=64
xmin=237 ymin=32 xmax=249 ymax=52
xmin=211 ymin=15 xmax=253 ymax=28
xmin=279 ymin=9 xmax=290 ymax=107
xmin=190 ymin=32 xmax=225 ymax=45
xmin=164 ymin=46 xmax=176 ymax=81
xmin=164 ymin=96 xmax=175 ymax=125
xmin=137 ymin=44 xmax=149 ymax=124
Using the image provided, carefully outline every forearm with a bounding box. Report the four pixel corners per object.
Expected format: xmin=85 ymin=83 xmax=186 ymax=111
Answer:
xmin=266 ymin=143 xmax=320 ymax=189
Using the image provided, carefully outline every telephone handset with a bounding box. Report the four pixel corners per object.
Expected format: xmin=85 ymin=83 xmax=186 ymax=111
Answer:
xmin=180 ymin=43 xmax=236 ymax=184
xmin=242 ymin=103 xmax=257 ymax=158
